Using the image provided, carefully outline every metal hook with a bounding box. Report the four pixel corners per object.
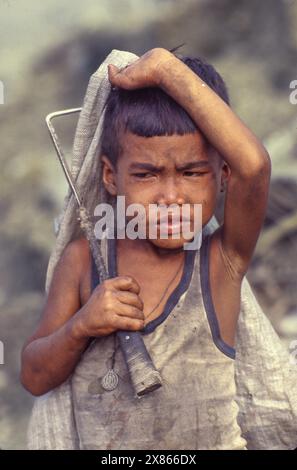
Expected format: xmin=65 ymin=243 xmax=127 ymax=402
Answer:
xmin=45 ymin=108 xmax=82 ymax=206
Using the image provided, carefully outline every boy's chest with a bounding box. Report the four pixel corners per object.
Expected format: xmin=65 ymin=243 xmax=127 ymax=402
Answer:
xmin=78 ymin=253 xmax=184 ymax=325
xmin=117 ymin=259 xmax=185 ymax=325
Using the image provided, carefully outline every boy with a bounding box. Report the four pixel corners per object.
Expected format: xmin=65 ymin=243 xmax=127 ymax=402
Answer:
xmin=21 ymin=48 xmax=271 ymax=449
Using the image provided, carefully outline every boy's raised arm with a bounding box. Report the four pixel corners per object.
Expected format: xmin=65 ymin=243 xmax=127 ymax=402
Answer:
xmin=108 ymin=48 xmax=271 ymax=276
xmin=157 ymin=52 xmax=271 ymax=275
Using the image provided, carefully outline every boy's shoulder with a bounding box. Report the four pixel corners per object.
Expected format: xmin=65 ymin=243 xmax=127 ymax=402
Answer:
xmin=59 ymin=236 xmax=93 ymax=304
xmin=61 ymin=236 xmax=91 ymax=281
xmin=66 ymin=235 xmax=90 ymax=254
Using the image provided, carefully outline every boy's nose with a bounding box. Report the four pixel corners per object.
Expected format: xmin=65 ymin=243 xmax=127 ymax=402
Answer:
xmin=157 ymin=179 xmax=185 ymax=206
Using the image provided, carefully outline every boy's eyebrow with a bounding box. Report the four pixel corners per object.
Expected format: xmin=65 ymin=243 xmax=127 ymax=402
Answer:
xmin=176 ymin=160 xmax=210 ymax=171
xmin=129 ymin=160 xmax=210 ymax=172
xmin=129 ymin=162 xmax=165 ymax=172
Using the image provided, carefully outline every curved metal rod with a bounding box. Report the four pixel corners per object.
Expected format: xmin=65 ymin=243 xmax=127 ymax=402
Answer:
xmin=46 ymin=109 xmax=82 ymax=206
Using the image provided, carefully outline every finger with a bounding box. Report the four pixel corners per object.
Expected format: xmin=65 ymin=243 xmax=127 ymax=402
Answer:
xmin=115 ymin=290 xmax=144 ymax=310
xmin=108 ymin=64 xmax=126 ymax=84
xmin=115 ymin=302 xmax=144 ymax=321
xmin=108 ymin=63 xmax=128 ymax=74
xmin=107 ymin=64 xmax=135 ymax=89
xmin=110 ymin=276 xmax=141 ymax=295
xmin=107 ymin=64 xmax=119 ymax=85
xmin=114 ymin=315 xmax=145 ymax=332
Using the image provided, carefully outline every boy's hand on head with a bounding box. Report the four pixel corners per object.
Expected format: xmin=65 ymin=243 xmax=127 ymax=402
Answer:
xmin=74 ymin=276 xmax=145 ymax=338
xmin=107 ymin=48 xmax=175 ymax=90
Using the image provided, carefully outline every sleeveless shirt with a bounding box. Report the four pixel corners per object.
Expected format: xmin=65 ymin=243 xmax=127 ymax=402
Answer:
xmin=70 ymin=235 xmax=247 ymax=450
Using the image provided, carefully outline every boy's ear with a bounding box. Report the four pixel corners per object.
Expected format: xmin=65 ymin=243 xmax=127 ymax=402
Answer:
xmin=101 ymin=155 xmax=117 ymax=196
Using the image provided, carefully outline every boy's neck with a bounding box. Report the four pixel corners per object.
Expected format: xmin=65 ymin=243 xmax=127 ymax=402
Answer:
xmin=116 ymin=237 xmax=185 ymax=264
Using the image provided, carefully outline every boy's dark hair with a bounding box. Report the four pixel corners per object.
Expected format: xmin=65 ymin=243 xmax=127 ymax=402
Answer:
xmin=101 ymin=52 xmax=229 ymax=167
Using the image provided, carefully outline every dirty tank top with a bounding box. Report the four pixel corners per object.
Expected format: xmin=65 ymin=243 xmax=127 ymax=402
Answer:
xmin=71 ymin=234 xmax=247 ymax=450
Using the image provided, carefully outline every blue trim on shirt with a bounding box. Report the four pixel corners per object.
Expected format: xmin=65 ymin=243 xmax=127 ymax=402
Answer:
xmin=141 ymin=248 xmax=197 ymax=335
xmin=200 ymin=234 xmax=236 ymax=360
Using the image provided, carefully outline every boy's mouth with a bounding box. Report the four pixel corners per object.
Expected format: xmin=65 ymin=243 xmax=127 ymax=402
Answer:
xmin=156 ymin=217 xmax=192 ymax=235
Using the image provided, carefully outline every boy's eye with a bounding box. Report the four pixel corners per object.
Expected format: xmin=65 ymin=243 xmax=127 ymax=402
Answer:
xmin=183 ymin=171 xmax=206 ymax=177
xmin=133 ymin=172 xmax=154 ymax=179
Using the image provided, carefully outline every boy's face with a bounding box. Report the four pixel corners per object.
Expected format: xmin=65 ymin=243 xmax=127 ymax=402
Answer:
xmin=102 ymin=130 xmax=229 ymax=250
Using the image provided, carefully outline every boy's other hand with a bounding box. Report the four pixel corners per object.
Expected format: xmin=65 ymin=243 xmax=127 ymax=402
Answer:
xmin=107 ymin=48 xmax=175 ymax=90
xmin=73 ymin=276 xmax=145 ymax=339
